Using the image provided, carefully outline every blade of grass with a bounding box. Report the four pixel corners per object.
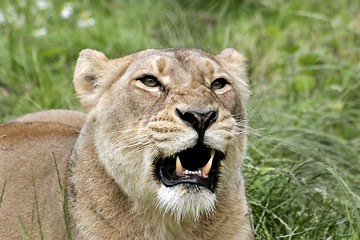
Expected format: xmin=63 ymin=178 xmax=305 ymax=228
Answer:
xmin=17 ymin=215 xmax=31 ymax=240
xmin=33 ymin=177 xmax=44 ymax=240
xmin=53 ymin=152 xmax=71 ymax=239
xmin=0 ymin=178 xmax=6 ymax=209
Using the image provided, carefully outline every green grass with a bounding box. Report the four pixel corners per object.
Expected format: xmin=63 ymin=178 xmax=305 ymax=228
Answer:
xmin=0 ymin=178 xmax=5 ymax=209
xmin=17 ymin=178 xmax=44 ymax=240
xmin=1 ymin=0 xmax=359 ymax=239
xmin=53 ymin=153 xmax=71 ymax=239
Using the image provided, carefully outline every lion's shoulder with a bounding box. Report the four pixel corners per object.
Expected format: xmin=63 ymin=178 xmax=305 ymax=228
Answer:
xmin=8 ymin=109 xmax=86 ymax=128
xmin=0 ymin=112 xmax=84 ymax=240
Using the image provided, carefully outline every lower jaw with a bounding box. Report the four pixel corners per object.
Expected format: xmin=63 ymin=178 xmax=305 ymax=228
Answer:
xmin=159 ymin=167 xmax=217 ymax=193
xmin=156 ymin=183 xmax=217 ymax=222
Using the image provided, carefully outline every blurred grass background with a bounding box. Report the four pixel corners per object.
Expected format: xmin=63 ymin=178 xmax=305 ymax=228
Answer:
xmin=0 ymin=0 xmax=359 ymax=239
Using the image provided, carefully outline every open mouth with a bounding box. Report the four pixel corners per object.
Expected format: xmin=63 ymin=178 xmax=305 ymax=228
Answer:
xmin=154 ymin=144 xmax=224 ymax=193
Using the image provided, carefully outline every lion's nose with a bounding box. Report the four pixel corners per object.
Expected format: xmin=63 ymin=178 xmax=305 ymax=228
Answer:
xmin=176 ymin=109 xmax=218 ymax=139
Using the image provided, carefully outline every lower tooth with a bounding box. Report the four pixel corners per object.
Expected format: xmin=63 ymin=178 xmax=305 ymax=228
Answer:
xmin=183 ymin=170 xmax=203 ymax=176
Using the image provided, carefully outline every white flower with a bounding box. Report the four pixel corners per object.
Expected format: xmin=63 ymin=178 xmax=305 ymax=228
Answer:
xmin=0 ymin=12 xmax=5 ymax=25
xmin=314 ymin=186 xmax=328 ymax=199
xmin=4 ymin=6 xmax=25 ymax=27
xmin=77 ymin=18 xmax=95 ymax=28
xmin=60 ymin=3 xmax=73 ymax=19
xmin=36 ymin=0 xmax=50 ymax=10
xmin=33 ymin=27 xmax=47 ymax=37
xmin=5 ymin=6 xmax=17 ymax=24
xmin=77 ymin=10 xmax=95 ymax=28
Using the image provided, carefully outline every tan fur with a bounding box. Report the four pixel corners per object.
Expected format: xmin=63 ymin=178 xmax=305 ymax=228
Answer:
xmin=0 ymin=48 xmax=253 ymax=239
xmin=9 ymin=109 xmax=86 ymax=129
xmin=0 ymin=120 xmax=83 ymax=240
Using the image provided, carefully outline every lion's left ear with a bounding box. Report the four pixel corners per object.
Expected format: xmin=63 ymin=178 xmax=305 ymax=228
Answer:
xmin=73 ymin=49 xmax=109 ymax=110
xmin=217 ymin=48 xmax=251 ymax=100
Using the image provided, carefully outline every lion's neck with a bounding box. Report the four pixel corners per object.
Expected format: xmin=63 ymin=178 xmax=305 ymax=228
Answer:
xmin=66 ymin=123 xmax=252 ymax=240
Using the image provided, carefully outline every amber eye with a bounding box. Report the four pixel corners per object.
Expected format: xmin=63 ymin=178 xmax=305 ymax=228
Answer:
xmin=137 ymin=75 xmax=162 ymax=88
xmin=211 ymin=78 xmax=228 ymax=90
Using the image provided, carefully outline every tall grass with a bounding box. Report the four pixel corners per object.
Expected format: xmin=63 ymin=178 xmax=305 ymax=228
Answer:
xmin=53 ymin=153 xmax=71 ymax=239
xmin=0 ymin=178 xmax=5 ymax=209
xmin=17 ymin=179 xmax=44 ymax=240
xmin=1 ymin=0 xmax=359 ymax=239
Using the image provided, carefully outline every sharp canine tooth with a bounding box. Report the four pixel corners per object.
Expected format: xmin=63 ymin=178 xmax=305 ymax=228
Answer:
xmin=176 ymin=156 xmax=184 ymax=175
xmin=202 ymin=149 xmax=215 ymax=176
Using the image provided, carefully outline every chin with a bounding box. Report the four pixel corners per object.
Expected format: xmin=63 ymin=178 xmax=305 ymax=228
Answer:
xmin=155 ymin=183 xmax=217 ymax=223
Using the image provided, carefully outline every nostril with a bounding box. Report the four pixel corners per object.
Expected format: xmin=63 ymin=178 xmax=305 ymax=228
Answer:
xmin=175 ymin=109 xmax=201 ymax=129
xmin=182 ymin=111 xmax=200 ymax=127
xmin=175 ymin=108 xmax=218 ymax=138
xmin=207 ymin=110 xmax=218 ymax=127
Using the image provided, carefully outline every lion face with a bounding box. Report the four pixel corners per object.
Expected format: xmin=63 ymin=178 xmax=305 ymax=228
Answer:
xmin=74 ymin=48 xmax=249 ymax=222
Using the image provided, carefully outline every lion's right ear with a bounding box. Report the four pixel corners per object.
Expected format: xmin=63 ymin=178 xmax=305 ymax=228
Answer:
xmin=217 ymin=48 xmax=251 ymax=101
xmin=73 ymin=49 xmax=109 ymax=110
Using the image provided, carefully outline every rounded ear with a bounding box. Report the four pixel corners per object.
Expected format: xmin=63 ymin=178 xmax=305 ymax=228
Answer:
xmin=217 ymin=48 xmax=251 ymax=101
xmin=73 ymin=49 xmax=109 ymax=110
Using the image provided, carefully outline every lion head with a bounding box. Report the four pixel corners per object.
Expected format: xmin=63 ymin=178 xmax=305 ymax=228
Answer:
xmin=73 ymin=48 xmax=250 ymax=223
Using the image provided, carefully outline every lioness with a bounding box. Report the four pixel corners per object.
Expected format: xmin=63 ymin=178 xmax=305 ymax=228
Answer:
xmin=0 ymin=48 xmax=253 ymax=239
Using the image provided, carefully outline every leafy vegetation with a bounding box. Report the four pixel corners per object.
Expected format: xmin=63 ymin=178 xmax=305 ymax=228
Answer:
xmin=1 ymin=0 xmax=359 ymax=239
